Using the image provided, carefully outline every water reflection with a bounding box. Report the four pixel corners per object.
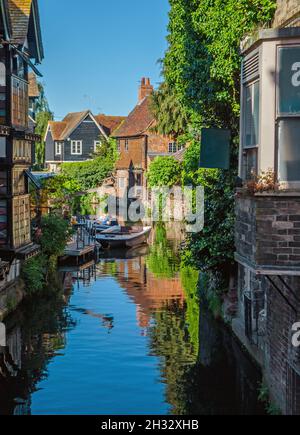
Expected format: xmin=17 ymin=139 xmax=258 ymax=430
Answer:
xmin=0 ymin=224 xmax=265 ymax=415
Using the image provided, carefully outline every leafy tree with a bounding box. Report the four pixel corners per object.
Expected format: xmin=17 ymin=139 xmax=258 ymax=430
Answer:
xmin=39 ymin=214 xmax=73 ymax=258
xmin=151 ymin=0 xmax=276 ymax=276
xmin=147 ymin=156 xmax=182 ymax=188
xmin=150 ymin=81 xmax=190 ymax=138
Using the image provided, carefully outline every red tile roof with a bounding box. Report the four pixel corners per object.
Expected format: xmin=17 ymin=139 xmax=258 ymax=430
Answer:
xmin=95 ymin=115 xmax=126 ymax=136
xmin=48 ymin=111 xmax=125 ymax=141
xmin=113 ymin=96 xmax=154 ymax=138
xmin=48 ymin=121 xmax=67 ymax=141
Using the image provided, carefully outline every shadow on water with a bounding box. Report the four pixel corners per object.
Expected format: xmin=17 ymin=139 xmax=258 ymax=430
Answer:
xmin=0 ymin=223 xmax=265 ymax=415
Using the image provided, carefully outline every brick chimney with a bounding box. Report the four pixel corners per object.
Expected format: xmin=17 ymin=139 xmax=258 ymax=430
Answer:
xmin=138 ymin=77 xmax=153 ymax=102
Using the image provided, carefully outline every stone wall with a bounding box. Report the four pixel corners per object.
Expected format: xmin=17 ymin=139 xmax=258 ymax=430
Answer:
xmin=236 ymin=192 xmax=300 ymax=270
xmin=273 ymin=0 xmax=300 ymax=28
xmin=264 ymin=275 xmax=300 ymax=415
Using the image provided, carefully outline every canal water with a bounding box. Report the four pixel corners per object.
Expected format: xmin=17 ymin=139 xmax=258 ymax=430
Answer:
xmin=0 ymin=224 xmax=265 ymax=415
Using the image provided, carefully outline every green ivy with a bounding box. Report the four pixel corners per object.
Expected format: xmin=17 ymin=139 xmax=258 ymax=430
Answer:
xmin=154 ymin=0 xmax=276 ymax=274
xmin=147 ymin=156 xmax=182 ymax=188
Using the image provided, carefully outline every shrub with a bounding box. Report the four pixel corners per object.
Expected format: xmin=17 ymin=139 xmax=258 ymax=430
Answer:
xmin=147 ymin=156 xmax=182 ymax=188
xmin=39 ymin=214 xmax=73 ymax=258
xmin=21 ymin=255 xmax=46 ymax=296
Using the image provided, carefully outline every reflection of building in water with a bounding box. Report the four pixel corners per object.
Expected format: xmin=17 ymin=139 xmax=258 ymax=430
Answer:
xmin=111 ymin=257 xmax=185 ymax=329
xmin=0 ymin=322 xmax=30 ymax=415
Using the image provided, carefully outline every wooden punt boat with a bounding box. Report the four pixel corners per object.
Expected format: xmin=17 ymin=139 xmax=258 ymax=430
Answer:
xmin=96 ymin=226 xmax=152 ymax=249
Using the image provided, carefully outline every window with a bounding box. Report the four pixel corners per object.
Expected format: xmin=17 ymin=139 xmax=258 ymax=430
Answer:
xmin=243 ymin=81 xmax=260 ymax=148
xmin=11 ymin=76 xmax=28 ymax=128
xmin=117 ymin=140 xmax=121 ymax=152
xmin=125 ymin=139 xmax=129 ymax=151
xmin=0 ymin=137 xmax=6 ymax=158
xmin=71 ymin=140 xmax=82 ymax=155
xmin=118 ymin=177 xmax=125 ymax=189
xmin=94 ymin=140 xmax=102 ymax=152
xmin=12 ymin=196 xmax=31 ymax=248
xmin=55 ymin=142 xmax=62 ymax=156
xmin=136 ymin=173 xmax=142 ymax=186
xmin=278 ymin=119 xmax=300 ymax=182
xmin=169 ymin=142 xmax=177 ymax=153
xmin=242 ymin=80 xmax=260 ymax=179
xmin=13 ymin=140 xmax=31 ymax=162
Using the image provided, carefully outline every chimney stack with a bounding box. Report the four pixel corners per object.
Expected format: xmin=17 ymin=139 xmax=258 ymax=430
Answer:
xmin=138 ymin=77 xmax=153 ymax=102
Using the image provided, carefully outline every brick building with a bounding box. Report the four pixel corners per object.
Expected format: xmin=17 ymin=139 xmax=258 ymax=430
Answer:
xmin=113 ymin=78 xmax=182 ymax=200
xmin=233 ymin=0 xmax=300 ymax=414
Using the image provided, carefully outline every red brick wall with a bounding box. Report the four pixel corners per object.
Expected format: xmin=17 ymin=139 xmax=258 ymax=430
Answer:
xmin=116 ymin=136 xmax=146 ymax=170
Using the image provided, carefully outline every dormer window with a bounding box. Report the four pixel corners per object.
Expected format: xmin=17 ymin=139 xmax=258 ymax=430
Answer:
xmin=55 ymin=142 xmax=62 ymax=156
xmin=71 ymin=140 xmax=82 ymax=155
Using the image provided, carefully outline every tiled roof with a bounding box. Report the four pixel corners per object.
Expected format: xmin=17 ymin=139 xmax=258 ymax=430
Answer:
xmin=60 ymin=110 xmax=90 ymax=140
xmin=48 ymin=111 xmax=125 ymax=141
xmin=8 ymin=0 xmax=32 ymax=44
xmin=95 ymin=115 xmax=126 ymax=136
xmin=113 ymin=96 xmax=154 ymax=138
xmin=48 ymin=121 xmax=67 ymax=141
xmin=28 ymin=72 xmax=39 ymax=97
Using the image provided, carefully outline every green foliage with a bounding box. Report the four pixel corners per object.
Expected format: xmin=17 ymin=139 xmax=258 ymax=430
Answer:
xmin=147 ymin=156 xmax=182 ymax=188
xmin=180 ymin=265 xmax=200 ymax=353
xmin=39 ymin=214 xmax=73 ymax=257
xmin=146 ymin=223 xmax=180 ymax=278
xmin=34 ymin=82 xmax=53 ymax=168
xmin=22 ymin=215 xmax=73 ymax=296
xmin=35 ymin=110 xmax=53 ymax=167
xmin=258 ymin=382 xmax=282 ymax=415
xmin=184 ymin=169 xmax=236 ymax=271
xmin=61 ymin=138 xmax=118 ymax=191
xmin=150 ymin=81 xmax=190 ymax=138
xmin=153 ymin=0 xmax=276 ymax=273
xmin=21 ymin=255 xmax=46 ymax=296
xmin=42 ymin=138 xmax=117 ymax=215
xmin=164 ymin=0 xmax=276 ymax=129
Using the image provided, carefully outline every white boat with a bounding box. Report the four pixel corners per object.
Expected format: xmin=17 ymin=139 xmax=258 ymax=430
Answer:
xmin=96 ymin=226 xmax=152 ymax=249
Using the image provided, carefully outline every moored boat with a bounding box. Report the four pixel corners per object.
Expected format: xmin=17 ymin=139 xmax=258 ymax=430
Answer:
xmin=96 ymin=226 xmax=152 ymax=249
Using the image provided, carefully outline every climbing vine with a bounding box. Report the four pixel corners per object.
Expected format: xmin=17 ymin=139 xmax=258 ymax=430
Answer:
xmin=152 ymin=0 xmax=277 ymax=273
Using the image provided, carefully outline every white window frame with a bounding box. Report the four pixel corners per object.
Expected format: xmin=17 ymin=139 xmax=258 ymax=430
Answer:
xmin=71 ymin=140 xmax=82 ymax=155
xmin=94 ymin=140 xmax=102 ymax=152
xmin=55 ymin=141 xmax=62 ymax=156
xmin=169 ymin=142 xmax=177 ymax=153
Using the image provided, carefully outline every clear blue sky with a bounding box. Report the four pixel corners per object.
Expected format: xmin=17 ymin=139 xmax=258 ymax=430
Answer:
xmin=38 ymin=0 xmax=170 ymax=120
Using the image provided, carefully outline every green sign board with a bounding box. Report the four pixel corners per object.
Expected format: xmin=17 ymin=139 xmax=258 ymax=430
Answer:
xmin=199 ymin=128 xmax=231 ymax=170
xmin=278 ymin=46 xmax=300 ymax=115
